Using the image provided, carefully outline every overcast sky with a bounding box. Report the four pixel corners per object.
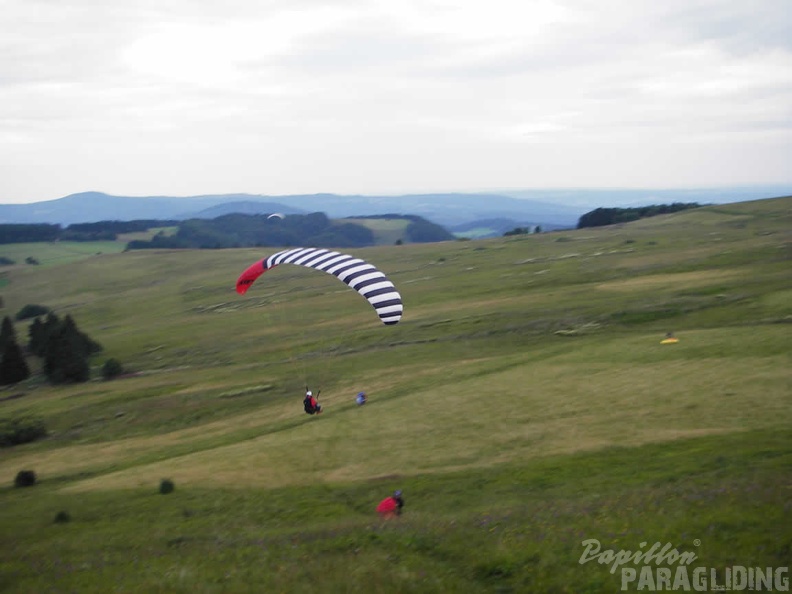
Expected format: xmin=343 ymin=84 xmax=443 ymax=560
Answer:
xmin=1 ymin=0 xmax=791 ymax=204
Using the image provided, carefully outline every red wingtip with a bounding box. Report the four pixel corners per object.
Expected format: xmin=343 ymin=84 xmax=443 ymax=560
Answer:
xmin=236 ymin=261 xmax=266 ymax=294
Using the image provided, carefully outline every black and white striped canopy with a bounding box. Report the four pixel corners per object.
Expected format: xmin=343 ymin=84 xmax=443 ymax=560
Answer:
xmin=236 ymin=247 xmax=403 ymax=325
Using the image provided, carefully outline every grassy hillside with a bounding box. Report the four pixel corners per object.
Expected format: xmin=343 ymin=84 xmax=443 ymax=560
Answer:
xmin=0 ymin=197 xmax=790 ymax=593
xmin=0 ymin=241 xmax=127 ymax=269
xmin=0 ymin=228 xmax=177 ymax=270
xmin=337 ymin=217 xmax=410 ymax=245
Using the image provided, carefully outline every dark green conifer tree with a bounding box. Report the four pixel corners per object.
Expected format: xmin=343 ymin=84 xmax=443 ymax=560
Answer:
xmin=29 ymin=312 xmax=60 ymax=357
xmin=62 ymin=315 xmax=102 ymax=356
xmin=44 ymin=320 xmax=89 ymax=384
xmin=0 ymin=315 xmax=17 ymax=351
xmin=0 ymin=338 xmax=30 ymax=385
xmin=27 ymin=316 xmax=44 ymax=356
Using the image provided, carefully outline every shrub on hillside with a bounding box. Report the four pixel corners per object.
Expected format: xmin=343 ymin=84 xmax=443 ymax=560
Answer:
xmin=0 ymin=415 xmax=47 ymax=447
xmin=15 ymin=304 xmax=50 ymax=321
xmin=14 ymin=470 xmax=36 ymax=487
xmin=102 ymin=358 xmax=124 ymax=380
xmin=160 ymin=479 xmax=175 ymax=494
xmin=54 ymin=510 xmax=71 ymax=523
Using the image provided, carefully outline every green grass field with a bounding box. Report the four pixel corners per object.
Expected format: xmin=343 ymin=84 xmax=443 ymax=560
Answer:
xmin=0 ymin=227 xmax=178 ymax=271
xmin=0 ymin=197 xmax=790 ymax=593
xmin=0 ymin=241 xmax=127 ymax=268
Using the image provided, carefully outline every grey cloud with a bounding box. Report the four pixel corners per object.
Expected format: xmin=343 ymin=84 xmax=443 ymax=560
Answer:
xmin=1 ymin=0 xmax=790 ymax=201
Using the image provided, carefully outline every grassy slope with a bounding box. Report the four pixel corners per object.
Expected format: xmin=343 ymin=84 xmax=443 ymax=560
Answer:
xmin=0 ymin=228 xmax=176 ymax=270
xmin=336 ymin=218 xmax=410 ymax=245
xmin=0 ymin=197 xmax=790 ymax=592
xmin=0 ymin=241 xmax=127 ymax=268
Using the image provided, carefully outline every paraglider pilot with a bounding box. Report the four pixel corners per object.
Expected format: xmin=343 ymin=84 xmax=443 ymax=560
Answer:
xmin=356 ymin=392 xmax=367 ymax=406
xmin=376 ymin=490 xmax=404 ymax=518
xmin=304 ymin=387 xmax=322 ymax=415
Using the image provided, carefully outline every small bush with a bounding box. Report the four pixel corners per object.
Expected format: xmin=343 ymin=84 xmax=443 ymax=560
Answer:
xmin=102 ymin=358 xmax=124 ymax=380
xmin=160 ymin=478 xmax=175 ymax=494
xmin=15 ymin=304 xmax=50 ymax=321
xmin=54 ymin=510 xmax=71 ymax=524
xmin=0 ymin=415 xmax=47 ymax=447
xmin=14 ymin=470 xmax=36 ymax=487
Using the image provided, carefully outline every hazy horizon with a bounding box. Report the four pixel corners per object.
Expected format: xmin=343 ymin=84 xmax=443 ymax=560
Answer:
xmin=2 ymin=184 xmax=790 ymax=210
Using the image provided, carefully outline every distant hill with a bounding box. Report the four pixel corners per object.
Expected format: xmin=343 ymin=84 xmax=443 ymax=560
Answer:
xmin=0 ymin=213 xmax=453 ymax=250
xmin=492 ymin=186 xmax=792 ymax=208
xmin=0 ymin=191 xmax=585 ymax=228
xmin=190 ymin=201 xmax=306 ymax=219
xmin=124 ymin=212 xmax=453 ymax=249
xmin=3 ymin=187 xmax=789 ymax=231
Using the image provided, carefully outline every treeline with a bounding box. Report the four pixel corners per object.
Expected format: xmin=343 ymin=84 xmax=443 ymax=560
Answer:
xmin=0 ymin=220 xmax=178 ymax=244
xmin=1 ymin=213 xmax=453 ymax=249
xmin=62 ymin=219 xmax=179 ymax=241
xmin=126 ymin=212 xmax=454 ymax=249
xmin=577 ymin=203 xmax=703 ymax=229
xmin=127 ymin=212 xmax=372 ymax=249
xmin=0 ymin=223 xmax=61 ymax=244
xmin=503 ymin=225 xmax=541 ymax=236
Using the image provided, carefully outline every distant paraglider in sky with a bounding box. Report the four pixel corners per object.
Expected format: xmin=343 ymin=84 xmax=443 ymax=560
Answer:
xmin=236 ymin=247 xmax=403 ymax=325
xmin=267 ymin=213 xmax=285 ymax=220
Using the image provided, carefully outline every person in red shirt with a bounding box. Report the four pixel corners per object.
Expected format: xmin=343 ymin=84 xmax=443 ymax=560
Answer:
xmin=376 ymin=490 xmax=404 ymax=518
xmin=303 ymin=388 xmax=322 ymax=415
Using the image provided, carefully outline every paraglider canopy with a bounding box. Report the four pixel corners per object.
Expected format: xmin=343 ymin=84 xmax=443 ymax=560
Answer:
xmin=267 ymin=213 xmax=285 ymax=220
xmin=236 ymin=247 xmax=403 ymax=325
